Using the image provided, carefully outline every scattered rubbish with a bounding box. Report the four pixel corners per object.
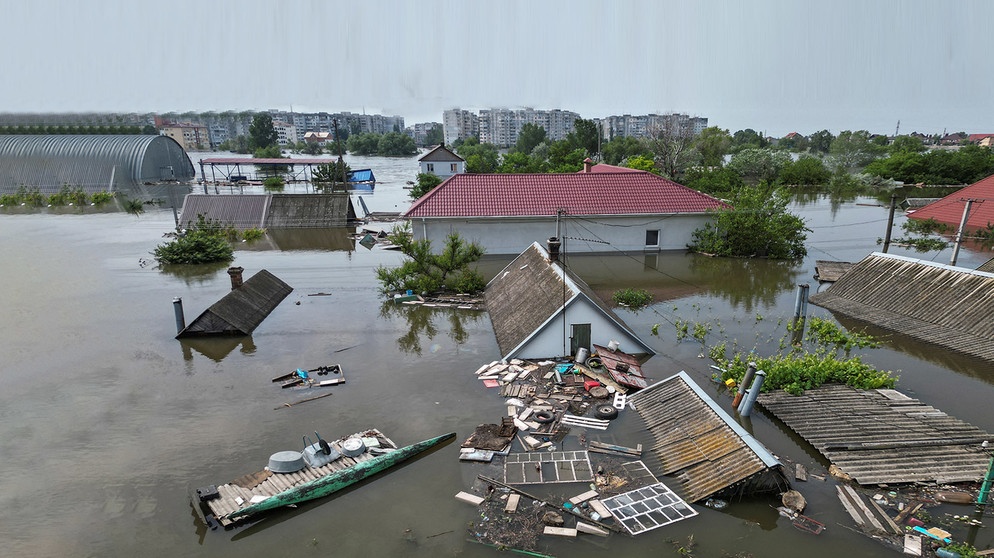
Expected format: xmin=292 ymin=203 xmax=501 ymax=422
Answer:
xmin=272 ymin=364 xmax=344 ymax=389
xmin=704 ymin=498 xmax=728 ymax=510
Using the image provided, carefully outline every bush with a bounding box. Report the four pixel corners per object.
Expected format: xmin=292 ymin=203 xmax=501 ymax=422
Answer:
xmin=263 ymin=176 xmax=285 ymax=192
xmin=612 ymin=288 xmax=653 ymax=312
xmin=153 ymin=215 xmax=235 ymax=265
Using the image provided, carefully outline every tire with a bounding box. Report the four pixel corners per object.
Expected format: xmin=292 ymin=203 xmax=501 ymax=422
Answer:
xmin=585 ymin=357 xmax=603 ymax=369
xmin=594 ymin=404 xmax=618 ymax=420
xmin=533 ymin=410 xmax=555 ymax=424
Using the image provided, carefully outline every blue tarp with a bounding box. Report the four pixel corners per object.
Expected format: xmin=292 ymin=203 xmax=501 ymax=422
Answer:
xmin=348 ymin=169 xmax=375 ymax=183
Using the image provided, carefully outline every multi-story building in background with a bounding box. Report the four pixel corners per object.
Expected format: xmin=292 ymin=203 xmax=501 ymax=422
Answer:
xmin=272 ymin=120 xmax=297 ymax=147
xmin=442 ymin=109 xmax=479 ymax=146
xmin=407 ymin=122 xmax=441 ymax=146
xmin=598 ymin=113 xmax=708 ymax=140
xmin=158 ymin=122 xmax=210 ymax=151
xmin=477 ymin=107 xmax=580 ymax=148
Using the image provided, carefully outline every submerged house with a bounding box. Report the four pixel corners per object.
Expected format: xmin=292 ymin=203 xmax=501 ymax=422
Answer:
xmin=176 ymin=268 xmax=293 ymax=338
xmin=809 ymin=252 xmax=994 ymax=362
xmin=403 ymin=161 xmax=729 ymax=255
xmin=179 ymin=193 xmax=357 ymax=229
xmin=629 ymin=371 xmax=787 ymax=502
xmin=907 ymin=173 xmax=994 ymax=233
xmin=485 ymin=240 xmax=654 ymax=361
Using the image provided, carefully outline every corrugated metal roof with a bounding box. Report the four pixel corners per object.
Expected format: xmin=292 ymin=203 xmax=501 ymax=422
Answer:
xmin=177 ymin=269 xmax=292 ymax=337
xmin=403 ymin=172 xmax=729 ymax=218
xmin=0 ymin=134 xmax=195 ymax=195
xmin=758 ymin=384 xmax=992 ymax=485
xmin=179 ymin=193 xmax=355 ymax=229
xmin=809 ymin=252 xmax=994 ymax=361
xmin=907 ymin=173 xmax=994 ymax=231
xmin=628 ymin=371 xmax=785 ymax=502
xmin=348 ymin=169 xmax=375 ymax=183
xmin=484 ymin=242 xmax=654 ymax=359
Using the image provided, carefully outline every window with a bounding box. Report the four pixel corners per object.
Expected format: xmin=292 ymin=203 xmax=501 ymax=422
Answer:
xmin=645 ymin=230 xmax=659 ymax=247
xmin=450 ymin=163 xmax=458 ymax=172
xmin=427 ymin=163 xmax=434 ymax=172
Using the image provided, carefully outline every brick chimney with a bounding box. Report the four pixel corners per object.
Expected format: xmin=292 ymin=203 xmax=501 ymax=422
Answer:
xmin=227 ymin=266 xmax=244 ymax=290
xmin=547 ymin=237 xmax=561 ymax=262
xmin=582 ymin=158 xmax=593 ymax=173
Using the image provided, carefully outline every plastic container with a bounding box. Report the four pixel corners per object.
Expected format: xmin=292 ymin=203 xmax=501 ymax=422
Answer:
xmin=575 ymin=347 xmax=589 ymax=364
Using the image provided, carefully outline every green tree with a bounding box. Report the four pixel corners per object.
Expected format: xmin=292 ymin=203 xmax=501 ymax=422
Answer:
xmin=377 ymin=132 xmax=418 ymax=156
xmin=888 ymin=135 xmax=926 ymax=155
xmin=455 ymin=137 xmax=500 ymax=173
xmin=622 ymin=155 xmax=658 ymax=173
xmin=779 ymin=155 xmax=831 ymax=185
xmin=375 ymin=227 xmax=486 ymax=295
xmin=808 ymin=130 xmax=834 ymax=154
xmin=694 ymin=127 xmax=733 ymax=167
xmin=410 ymin=172 xmax=443 ymax=199
xmin=829 ymin=130 xmax=884 ymax=171
xmin=141 ymin=124 xmax=158 ymax=135
xmin=683 ymin=166 xmax=745 ymax=198
xmin=690 ymin=183 xmax=809 ymax=259
xmin=727 ymin=148 xmax=791 ymax=183
xmin=312 ymin=160 xmax=351 ymax=191
xmin=547 ymin=140 xmax=586 ymax=173
xmin=498 ymin=151 xmax=545 ymax=173
xmin=601 ymin=136 xmax=646 ymax=165
xmin=730 ymin=129 xmax=768 ymax=153
xmin=568 ymin=118 xmax=600 ymax=156
xmin=425 ymin=124 xmax=443 ymax=146
xmin=249 ymin=113 xmax=279 ymax=150
xmin=347 ymin=133 xmax=381 ymax=155
xmin=515 ymin=123 xmax=547 ymax=154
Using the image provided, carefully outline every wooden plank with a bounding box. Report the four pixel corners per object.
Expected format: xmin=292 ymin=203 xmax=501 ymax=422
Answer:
xmin=588 ymin=499 xmax=613 ymax=519
xmin=842 ymin=485 xmax=885 ymax=532
xmin=576 ymin=522 xmax=610 ymax=537
xmin=504 ymin=493 xmax=520 ymax=513
xmin=455 ymin=491 xmax=484 ymax=506
xmin=543 ymin=526 xmax=577 ymax=537
xmin=795 ymin=463 xmax=808 ymax=482
xmin=869 ymin=497 xmax=902 ymax=534
xmin=569 ymin=490 xmax=599 ymax=505
xmin=836 ymin=485 xmax=866 ymax=527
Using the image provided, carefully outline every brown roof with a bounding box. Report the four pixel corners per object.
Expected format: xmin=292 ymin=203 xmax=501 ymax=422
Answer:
xmin=177 ymin=269 xmax=293 ymax=337
xmin=628 ymin=371 xmax=786 ymax=502
xmin=484 ymin=242 xmax=653 ymax=358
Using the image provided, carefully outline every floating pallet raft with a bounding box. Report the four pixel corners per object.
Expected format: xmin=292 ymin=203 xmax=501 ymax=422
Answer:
xmin=813 ymin=260 xmax=853 ymax=283
xmin=202 ymin=429 xmax=397 ymax=527
xmin=758 ymin=385 xmax=992 ymax=485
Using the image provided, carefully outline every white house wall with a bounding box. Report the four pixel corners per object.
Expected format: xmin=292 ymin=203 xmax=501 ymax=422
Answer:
xmin=410 ymin=214 xmax=713 ymax=255
xmin=512 ymin=297 xmax=647 ymax=360
xmin=419 ymin=160 xmax=465 ymax=178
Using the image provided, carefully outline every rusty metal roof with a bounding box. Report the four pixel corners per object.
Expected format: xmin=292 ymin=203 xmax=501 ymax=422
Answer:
xmin=758 ymin=384 xmax=992 ymax=485
xmin=809 ymin=252 xmax=994 ymax=361
xmin=628 ymin=371 xmax=784 ymax=502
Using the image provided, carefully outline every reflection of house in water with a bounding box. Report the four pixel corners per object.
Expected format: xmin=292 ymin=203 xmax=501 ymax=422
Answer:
xmin=176 ymin=268 xmax=292 ymax=338
xmin=179 ymin=335 xmax=257 ymax=362
xmin=235 ymin=228 xmax=355 ymax=252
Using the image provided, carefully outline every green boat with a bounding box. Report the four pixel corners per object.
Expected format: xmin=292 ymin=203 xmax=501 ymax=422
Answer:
xmin=221 ymin=431 xmax=455 ymax=522
xmin=196 ymin=429 xmax=455 ymax=528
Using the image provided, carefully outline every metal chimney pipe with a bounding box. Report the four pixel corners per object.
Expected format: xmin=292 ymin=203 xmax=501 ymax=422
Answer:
xmin=739 ymin=370 xmax=766 ymax=417
xmin=173 ymin=297 xmax=186 ymax=334
xmin=733 ymin=362 xmax=757 ymax=410
xmin=547 ymin=237 xmax=561 ymax=262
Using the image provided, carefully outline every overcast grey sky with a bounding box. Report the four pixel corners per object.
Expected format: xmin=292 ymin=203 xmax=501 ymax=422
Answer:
xmin=4 ymin=0 xmax=991 ymax=137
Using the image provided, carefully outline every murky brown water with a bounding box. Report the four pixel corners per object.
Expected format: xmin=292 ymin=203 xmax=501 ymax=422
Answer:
xmin=2 ymin=166 xmax=994 ymax=557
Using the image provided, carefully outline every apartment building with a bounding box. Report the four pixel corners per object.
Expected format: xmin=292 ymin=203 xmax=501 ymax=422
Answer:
xmin=159 ymin=122 xmax=210 ymax=151
xmin=598 ymin=113 xmax=708 ymax=140
xmin=443 ymin=109 xmax=480 ymax=146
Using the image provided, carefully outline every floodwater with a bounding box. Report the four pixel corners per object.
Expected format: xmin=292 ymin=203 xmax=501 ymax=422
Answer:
xmin=2 ymin=155 xmax=994 ymax=558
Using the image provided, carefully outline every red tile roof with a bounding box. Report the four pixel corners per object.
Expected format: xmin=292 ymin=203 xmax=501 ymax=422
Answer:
xmin=403 ymin=171 xmax=729 ymax=218
xmin=908 ymin=173 xmax=994 ymax=231
xmin=585 ymin=163 xmax=642 ymax=173
xmin=968 ymin=134 xmax=994 ymax=142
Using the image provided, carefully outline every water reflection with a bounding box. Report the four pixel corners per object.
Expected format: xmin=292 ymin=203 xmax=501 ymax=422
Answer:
xmin=832 ymin=314 xmax=994 ymax=382
xmin=159 ymin=261 xmax=230 ymax=284
xmin=234 ymin=228 xmax=356 ymax=252
xmin=687 ymin=256 xmax=804 ymax=312
xmin=379 ymin=301 xmax=486 ymax=356
xmin=179 ymin=335 xmax=257 ymax=362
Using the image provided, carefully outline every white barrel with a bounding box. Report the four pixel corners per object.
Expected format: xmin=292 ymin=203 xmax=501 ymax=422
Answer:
xmin=607 ymin=340 xmax=620 ymax=352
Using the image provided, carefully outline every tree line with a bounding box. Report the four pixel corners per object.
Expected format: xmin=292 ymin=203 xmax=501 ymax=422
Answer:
xmin=0 ymin=124 xmax=158 ymax=135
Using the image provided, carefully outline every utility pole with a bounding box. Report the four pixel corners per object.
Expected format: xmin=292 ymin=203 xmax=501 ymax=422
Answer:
xmin=950 ymin=198 xmax=979 ymax=266
xmin=882 ymin=194 xmax=897 ymax=253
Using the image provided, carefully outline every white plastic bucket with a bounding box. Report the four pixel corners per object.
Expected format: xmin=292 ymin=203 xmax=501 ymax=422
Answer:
xmin=607 ymin=340 xmax=620 ymax=352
